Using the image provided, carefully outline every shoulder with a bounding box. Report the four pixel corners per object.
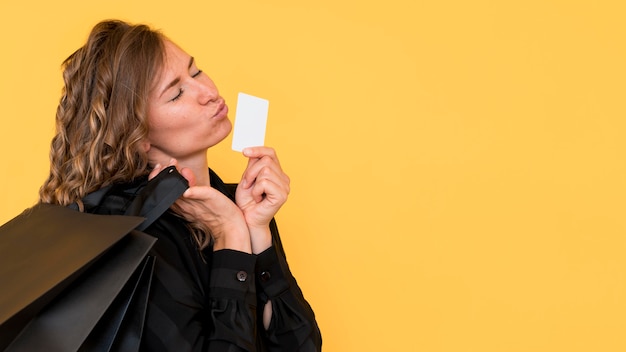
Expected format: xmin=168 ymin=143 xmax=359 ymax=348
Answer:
xmin=83 ymin=167 xmax=188 ymax=224
xmin=82 ymin=176 xmax=149 ymax=215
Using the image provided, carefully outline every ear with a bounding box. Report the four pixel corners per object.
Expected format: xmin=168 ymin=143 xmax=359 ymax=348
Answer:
xmin=141 ymin=139 xmax=151 ymax=153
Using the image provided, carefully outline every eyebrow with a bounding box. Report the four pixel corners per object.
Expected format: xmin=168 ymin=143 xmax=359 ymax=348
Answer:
xmin=159 ymin=56 xmax=195 ymax=98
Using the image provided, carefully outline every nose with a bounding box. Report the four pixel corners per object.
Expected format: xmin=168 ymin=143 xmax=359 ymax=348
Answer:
xmin=197 ymin=78 xmax=219 ymax=105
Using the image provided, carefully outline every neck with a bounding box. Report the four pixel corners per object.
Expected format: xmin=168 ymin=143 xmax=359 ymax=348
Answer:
xmin=179 ymin=157 xmax=211 ymax=186
xmin=149 ymin=151 xmax=211 ymax=187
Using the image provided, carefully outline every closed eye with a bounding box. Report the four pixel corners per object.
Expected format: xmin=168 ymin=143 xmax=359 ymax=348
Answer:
xmin=170 ymin=71 xmax=200 ymax=102
xmin=171 ymin=88 xmax=184 ymax=101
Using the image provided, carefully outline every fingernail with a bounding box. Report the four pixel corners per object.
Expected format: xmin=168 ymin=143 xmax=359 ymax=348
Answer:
xmin=242 ymin=148 xmax=251 ymax=156
xmin=154 ymin=163 xmax=161 ymax=170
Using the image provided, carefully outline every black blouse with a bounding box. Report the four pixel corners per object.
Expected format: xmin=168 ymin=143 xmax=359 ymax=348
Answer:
xmin=82 ymin=169 xmax=322 ymax=351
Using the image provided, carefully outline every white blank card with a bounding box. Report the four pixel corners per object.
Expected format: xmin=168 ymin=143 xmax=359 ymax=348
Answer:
xmin=231 ymin=92 xmax=269 ymax=152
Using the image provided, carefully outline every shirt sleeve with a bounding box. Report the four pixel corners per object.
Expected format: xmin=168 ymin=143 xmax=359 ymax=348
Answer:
xmin=206 ymin=249 xmax=258 ymax=351
xmin=140 ymin=214 xmax=260 ymax=352
xmin=254 ymin=221 xmax=322 ymax=351
xmin=140 ymin=211 xmax=320 ymax=352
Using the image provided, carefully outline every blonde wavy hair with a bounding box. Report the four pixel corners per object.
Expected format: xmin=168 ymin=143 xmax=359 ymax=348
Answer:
xmin=41 ymin=20 xmax=211 ymax=249
xmin=40 ymin=20 xmax=164 ymax=208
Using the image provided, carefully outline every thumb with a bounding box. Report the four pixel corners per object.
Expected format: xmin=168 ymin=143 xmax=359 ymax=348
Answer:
xmin=179 ymin=167 xmax=197 ymax=187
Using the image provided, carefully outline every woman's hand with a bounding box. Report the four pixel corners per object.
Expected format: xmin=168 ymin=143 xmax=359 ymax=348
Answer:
xmin=236 ymin=147 xmax=290 ymax=253
xmin=150 ymin=161 xmax=251 ymax=253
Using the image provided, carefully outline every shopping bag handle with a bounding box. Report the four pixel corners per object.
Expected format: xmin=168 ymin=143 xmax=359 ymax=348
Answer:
xmin=124 ymin=166 xmax=189 ymax=231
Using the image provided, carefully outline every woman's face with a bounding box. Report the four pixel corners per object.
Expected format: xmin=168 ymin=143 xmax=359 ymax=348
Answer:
xmin=145 ymin=40 xmax=231 ymax=164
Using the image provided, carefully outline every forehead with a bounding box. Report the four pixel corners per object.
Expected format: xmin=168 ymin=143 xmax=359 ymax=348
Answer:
xmin=163 ymin=40 xmax=189 ymax=64
xmin=151 ymin=40 xmax=191 ymax=92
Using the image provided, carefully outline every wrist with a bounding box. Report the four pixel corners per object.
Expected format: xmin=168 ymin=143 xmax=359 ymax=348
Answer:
xmin=248 ymin=225 xmax=272 ymax=254
xmin=213 ymin=223 xmax=252 ymax=253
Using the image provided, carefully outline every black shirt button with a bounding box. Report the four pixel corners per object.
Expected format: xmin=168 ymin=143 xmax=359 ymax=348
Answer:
xmin=236 ymin=271 xmax=248 ymax=282
xmin=260 ymin=271 xmax=271 ymax=282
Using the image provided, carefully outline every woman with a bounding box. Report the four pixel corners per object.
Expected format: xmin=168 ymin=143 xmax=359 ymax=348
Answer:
xmin=39 ymin=19 xmax=322 ymax=351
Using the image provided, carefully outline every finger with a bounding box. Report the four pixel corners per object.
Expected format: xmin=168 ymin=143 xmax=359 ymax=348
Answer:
xmin=182 ymin=185 xmax=220 ymax=200
xmin=182 ymin=186 xmax=208 ymax=199
xmin=250 ymin=177 xmax=288 ymax=205
xmin=148 ymin=163 xmax=163 ymax=181
xmin=242 ymin=147 xmax=280 ymax=166
xmin=241 ymin=156 xmax=288 ymax=189
xmin=179 ymin=167 xmax=197 ymax=187
xmin=251 ymin=179 xmax=271 ymax=203
xmin=255 ymin=165 xmax=290 ymax=189
xmin=245 ymin=168 xmax=289 ymax=197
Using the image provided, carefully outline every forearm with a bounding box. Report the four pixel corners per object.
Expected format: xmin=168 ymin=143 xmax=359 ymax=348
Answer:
xmin=255 ymin=246 xmax=322 ymax=351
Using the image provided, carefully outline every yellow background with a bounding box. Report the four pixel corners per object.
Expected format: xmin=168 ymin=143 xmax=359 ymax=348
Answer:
xmin=1 ymin=1 xmax=625 ymax=351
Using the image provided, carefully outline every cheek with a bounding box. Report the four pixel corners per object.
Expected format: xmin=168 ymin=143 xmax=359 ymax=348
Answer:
xmin=148 ymin=106 xmax=184 ymax=131
xmin=146 ymin=108 xmax=174 ymax=144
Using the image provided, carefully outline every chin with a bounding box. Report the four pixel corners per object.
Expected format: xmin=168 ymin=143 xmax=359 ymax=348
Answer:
xmin=207 ymin=122 xmax=233 ymax=148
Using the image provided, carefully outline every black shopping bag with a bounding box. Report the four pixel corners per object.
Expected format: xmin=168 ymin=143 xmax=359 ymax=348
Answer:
xmin=0 ymin=203 xmax=155 ymax=351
